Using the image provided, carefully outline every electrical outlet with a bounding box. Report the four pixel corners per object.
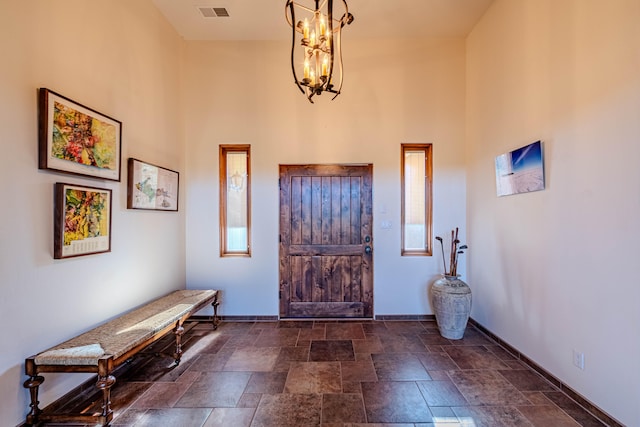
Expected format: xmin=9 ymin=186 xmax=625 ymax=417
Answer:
xmin=573 ymin=350 xmax=585 ymax=370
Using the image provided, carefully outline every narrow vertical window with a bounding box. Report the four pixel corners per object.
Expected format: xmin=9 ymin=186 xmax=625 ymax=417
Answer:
xmin=401 ymin=143 xmax=432 ymax=255
xmin=220 ymin=145 xmax=251 ymax=256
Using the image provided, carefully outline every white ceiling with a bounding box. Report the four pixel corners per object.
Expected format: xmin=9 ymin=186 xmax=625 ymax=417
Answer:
xmin=152 ymin=0 xmax=495 ymax=41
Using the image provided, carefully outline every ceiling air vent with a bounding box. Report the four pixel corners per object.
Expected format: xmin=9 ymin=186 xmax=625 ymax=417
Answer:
xmin=198 ymin=7 xmax=230 ymax=18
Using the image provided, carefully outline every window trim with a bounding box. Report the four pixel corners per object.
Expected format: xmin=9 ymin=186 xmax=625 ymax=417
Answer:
xmin=219 ymin=144 xmax=251 ymax=257
xmin=400 ymin=143 xmax=433 ymax=256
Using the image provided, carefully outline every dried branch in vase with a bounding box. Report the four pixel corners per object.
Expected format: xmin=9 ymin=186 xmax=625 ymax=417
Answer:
xmin=435 ymin=227 xmax=468 ymax=276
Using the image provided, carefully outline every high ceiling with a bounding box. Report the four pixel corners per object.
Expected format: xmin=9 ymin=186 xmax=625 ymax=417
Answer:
xmin=152 ymin=0 xmax=495 ymax=41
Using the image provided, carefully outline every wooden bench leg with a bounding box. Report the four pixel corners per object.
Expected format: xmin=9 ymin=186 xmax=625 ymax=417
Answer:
xmin=97 ymin=358 xmax=115 ymax=425
xmin=212 ymin=294 xmax=220 ymax=330
xmin=23 ymin=358 xmax=43 ymax=426
xmin=173 ymin=323 xmax=185 ymax=365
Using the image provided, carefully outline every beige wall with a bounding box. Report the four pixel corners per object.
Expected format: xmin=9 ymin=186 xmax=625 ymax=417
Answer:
xmin=466 ymin=1 xmax=640 ymax=425
xmin=0 ymin=1 xmax=185 ymax=424
xmin=182 ymin=38 xmax=468 ymax=317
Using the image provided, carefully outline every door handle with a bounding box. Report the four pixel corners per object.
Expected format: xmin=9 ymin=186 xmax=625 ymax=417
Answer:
xmin=365 ymin=245 xmax=372 ymax=254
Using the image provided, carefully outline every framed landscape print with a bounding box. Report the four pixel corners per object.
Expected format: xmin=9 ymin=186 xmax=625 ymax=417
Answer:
xmin=54 ymin=183 xmax=112 ymax=259
xmin=39 ymin=88 xmax=122 ymax=181
xmin=127 ymin=158 xmax=179 ymax=211
xmin=495 ymin=140 xmax=545 ymax=197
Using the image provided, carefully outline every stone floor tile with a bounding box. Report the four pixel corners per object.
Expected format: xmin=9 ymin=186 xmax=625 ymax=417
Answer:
xmin=110 ymin=407 xmax=147 ymax=426
xmin=522 ymin=391 xmax=555 ymax=405
xmin=284 ymin=361 xmax=342 ymax=393
xmin=218 ymin=322 xmax=257 ymax=333
xmin=448 ymin=370 xmax=530 ymax=406
xmin=321 ymin=393 xmax=366 ymax=423
xmin=130 ymin=381 xmax=193 ymax=409
xmin=203 ymin=407 xmax=256 ymax=427
xmin=498 ymin=369 xmax=556 ymax=392
xmin=273 ymin=345 xmax=310 ymax=371
xmin=254 ymin=329 xmax=300 ymax=347
xmin=361 ymin=381 xmax=433 ymax=423
xmin=342 ymin=380 xmax=362 ymax=393
xmin=175 ymin=371 xmax=251 ymax=407
xmin=182 ymin=331 xmax=230 ymax=354
xmin=371 ymin=353 xmax=431 ymax=381
xmin=542 ymin=391 xmax=608 ymax=427
xmin=517 ymin=404 xmax=582 ymax=426
xmin=326 ymin=323 xmax=366 ymax=340
xmin=223 ymin=347 xmax=280 ymax=371
xmin=188 ymin=353 xmax=230 ymax=372
xmin=383 ymin=321 xmax=427 ymax=333
xmin=341 ymin=359 xmax=378 ymax=383
xmin=416 ymin=351 xmax=459 ymax=371
xmin=251 ymin=393 xmax=321 ymax=427
xmin=309 ymin=340 xmax=355 ymax=361
xmin=444 ymin=345 xmax=510 ymax=370
xmin=237 ymin=393 xmax=262 ymax=408
xmin=132 ymin=407 xmax=212 ymax=427
xmin=361 ymin=322 xmax=390 ymax=334
xmin=378 ymin=335 xmax=428 ymax=353
xmin=416 ymin=380 xmax=468 ymax=406
xmin=244 ymin=371 xmax=288 ymax=394
xmin=450 ymin=328 xmax=494 ymax=346
xmin=299 ymin=327 xmax=327 ymax=340
xmin=419 ymin=333 xmax=454 ymax=347
xmin=352 ymin=336 xmax=384 ymax=354
xmin=485 ymin=344 xmax=518 ymax=361
xmin=278 ymin=321 xmax=314 ymax=329
xmin=451 ymin=405 xmax=534 ymax=427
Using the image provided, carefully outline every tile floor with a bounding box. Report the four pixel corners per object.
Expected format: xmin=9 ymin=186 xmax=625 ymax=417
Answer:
xmin=48 ymin=320 xmax=611 ymax=426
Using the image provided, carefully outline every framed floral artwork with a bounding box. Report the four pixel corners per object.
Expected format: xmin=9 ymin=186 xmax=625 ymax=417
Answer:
xmin=39 ymin=88 xmax=122 ymax=181
xmin=54 ymin=183 xmax=112 ymax=259
xmin=127 ymin=158 xmax=179 ymax=211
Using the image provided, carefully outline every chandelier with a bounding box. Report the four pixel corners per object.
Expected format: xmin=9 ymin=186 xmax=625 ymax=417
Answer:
xmin=285 ymin=0 xmax=354 ymax=103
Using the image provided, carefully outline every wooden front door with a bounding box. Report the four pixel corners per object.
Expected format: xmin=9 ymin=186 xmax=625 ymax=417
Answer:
xmin=279 ymin=164 xmax=373 ymax=318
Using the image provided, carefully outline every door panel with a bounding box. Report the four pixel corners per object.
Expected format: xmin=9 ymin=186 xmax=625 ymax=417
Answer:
xmin=279 ymin=164 xmax=373 ymax=318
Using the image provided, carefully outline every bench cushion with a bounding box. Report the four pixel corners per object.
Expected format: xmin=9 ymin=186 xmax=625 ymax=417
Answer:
xmin=34 ymin=290 xmax=217 ymax=366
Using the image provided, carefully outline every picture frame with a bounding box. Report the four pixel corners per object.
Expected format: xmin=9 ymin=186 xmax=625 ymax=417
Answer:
xmin=495 ymin=140 xmax=545 ymax=197
xmin=54 ymin=183 xmax=112 ymax=259
xmin=39 ymin=88 xmax=122 ymax=181
xmin=127 ymin=158 xmax=179 ymax=211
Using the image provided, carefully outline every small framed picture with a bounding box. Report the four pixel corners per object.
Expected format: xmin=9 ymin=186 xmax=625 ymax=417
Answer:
xmin=495 ymin=140 xmax=545 ymax=197
xmin=39 ymin=88 xmax=122 ymax=181
xmin=54 ymin=183 xmax=112 ymax=259
xmin=127 ymin=158 xmax=179 ymax=211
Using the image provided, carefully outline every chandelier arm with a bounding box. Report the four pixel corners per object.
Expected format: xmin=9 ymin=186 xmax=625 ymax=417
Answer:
xmin=340 ymin=0 xmax=348 ymax=13
xmin=284 ymin=0 xmax=294 ymax=27
xmin=332 ymin=27 xmax=344 ymax=99
xmin=292 ymin=2 xmax=316 ymax=15
xmin=325 ymin=0 xmax=334 ymax=93
xmin=287 ymin=1 xmax=306 ymax=95
xmin=284 ymin=0 xmax=314 ymax=32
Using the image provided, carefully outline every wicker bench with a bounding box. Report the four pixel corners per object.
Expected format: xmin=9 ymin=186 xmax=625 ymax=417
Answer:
xmin=23 ymin=289 xmax=220 ymax=426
